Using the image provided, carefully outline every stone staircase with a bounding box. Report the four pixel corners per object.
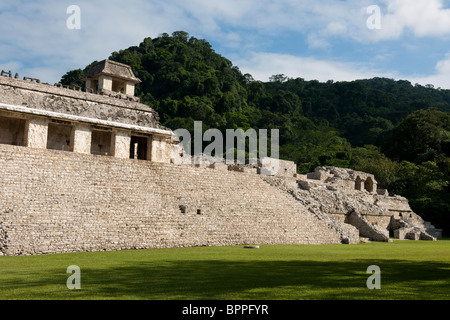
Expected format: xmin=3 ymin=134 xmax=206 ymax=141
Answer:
xmin=0 ymin=144 xmax=360 ymax=255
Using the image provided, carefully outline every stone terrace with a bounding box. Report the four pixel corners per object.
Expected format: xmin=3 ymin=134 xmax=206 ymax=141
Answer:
xmin=0 ymin=144 xmax=358 ymax=255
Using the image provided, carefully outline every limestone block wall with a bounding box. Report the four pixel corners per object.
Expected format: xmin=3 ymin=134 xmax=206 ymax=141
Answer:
xmin=73 ymin=124 xmax=92 ymax=154
xmin=26 ymin=117 xmax=49 ymax=149
xmin=150 ymin=136 xmax=171 ymax=163
xmin=0 ymin=144 xmax=351 ymax=256
xmin=113 ymin=130 xmax=131 ymax=159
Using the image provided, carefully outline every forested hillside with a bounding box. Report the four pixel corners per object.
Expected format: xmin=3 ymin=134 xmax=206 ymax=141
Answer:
xmin=60 ymin=31 xmax=450 ymax=236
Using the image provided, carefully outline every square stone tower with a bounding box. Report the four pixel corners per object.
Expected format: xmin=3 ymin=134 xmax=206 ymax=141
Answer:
xmin=82 ymin=59 xmax=141 ymax=96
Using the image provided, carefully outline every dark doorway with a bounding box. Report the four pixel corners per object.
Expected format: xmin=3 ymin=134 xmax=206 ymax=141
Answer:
xmin=0 ymin=115 xmax=26 ymax=146
xmin=364 ymin=177 xmax=374 ymax=193
xmin=355 ymin=176 xmax=362 ymax=191
xmin=47 ymin=122 xmax=74 ymax=151
xmin=130 ymin=135 xmax=149 ymax=160
xmin=91 ymin=130 xmax=113 ymax=156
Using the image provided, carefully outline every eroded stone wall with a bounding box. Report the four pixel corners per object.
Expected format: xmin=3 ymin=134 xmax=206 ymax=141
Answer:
xmin=0 ymin=144 xmax=354 ymax=256
xmin=0 ymin=76 xmax=161 ymax=129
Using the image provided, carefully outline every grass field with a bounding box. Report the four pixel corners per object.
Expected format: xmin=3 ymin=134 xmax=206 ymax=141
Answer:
xmin=0 ymin=240 xmax=449 ymax=300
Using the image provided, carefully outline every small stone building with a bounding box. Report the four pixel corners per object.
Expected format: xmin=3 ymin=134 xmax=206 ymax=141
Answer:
xmin=82 ymin=59 xmax=141 ymax=97
xmin=306 ymin=166 xmax=377 ymax=193
xmin=0 ymin=61 xmax=173 ymax=163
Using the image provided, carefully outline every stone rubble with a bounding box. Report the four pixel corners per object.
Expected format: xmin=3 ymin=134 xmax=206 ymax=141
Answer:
xmin=263 ymin=166 xmax=441 ymax=242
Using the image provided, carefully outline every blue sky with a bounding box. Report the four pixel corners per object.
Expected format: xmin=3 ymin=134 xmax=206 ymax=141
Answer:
xmin=1 ymin=0 xmax=450 ymax=88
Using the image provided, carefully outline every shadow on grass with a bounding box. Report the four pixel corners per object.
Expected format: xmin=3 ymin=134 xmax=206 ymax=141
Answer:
xmin=2 ymin=258 xmax=449 ymax=300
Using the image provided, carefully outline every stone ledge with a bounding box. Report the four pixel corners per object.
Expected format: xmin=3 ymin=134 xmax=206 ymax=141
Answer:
xmin=0 ymin=102 xmax=173 ymax=137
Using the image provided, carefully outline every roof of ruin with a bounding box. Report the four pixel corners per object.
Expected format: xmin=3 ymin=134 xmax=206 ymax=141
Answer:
xmin=82 ymin=59 xmax=141 ymax=83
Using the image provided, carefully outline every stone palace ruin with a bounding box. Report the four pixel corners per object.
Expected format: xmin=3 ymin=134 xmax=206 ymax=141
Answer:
xmin=0 ymin=61 xmax=442 ymax=255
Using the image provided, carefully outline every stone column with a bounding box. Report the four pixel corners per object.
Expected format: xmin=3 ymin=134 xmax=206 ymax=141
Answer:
xmin=26 ymin=117 xmax=48 ymax=149
xmin=124 ymin=81 xmax=135 ymax=96
xmin=150 ymin=135 xmax=170 ymax=163
xmin=85 ymin=79 xmax=92 ymax=90
xmin=113 ymin=130 xmax=131 ymax=159
xmin=73 ymin=124 xmax=92 ymax=154
xmin=98 ymin=75 xmax=112 ymax=91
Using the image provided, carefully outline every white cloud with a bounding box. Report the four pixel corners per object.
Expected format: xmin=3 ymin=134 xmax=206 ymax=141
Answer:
xmin=234 ymin=52 xmax=396 ymax=83
xmin=385 ymin=0 xmax=450 ymax=37
xmin=1 ymin=0 xmax=450 ymax=88
xmin=408 ymin=52 xmax=450 ymax=88
xmin=0 ymin=0 xmax=199 ymax=83
xmin=326 ymin=21 xmax=349 ymax=36
xmin=355 ymin=0 xmax=450 ymax=42
xmin=236 ymin=51 xmax=450 ymax=90
xmin=307 ymin=33 xmax=331 ymax=49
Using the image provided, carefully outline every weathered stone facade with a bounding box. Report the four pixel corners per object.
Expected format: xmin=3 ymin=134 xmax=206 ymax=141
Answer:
xmin=0 ymin=76 xmax=159 ymax=129
xmin=0 ymin=68 xmax=173 ymax=164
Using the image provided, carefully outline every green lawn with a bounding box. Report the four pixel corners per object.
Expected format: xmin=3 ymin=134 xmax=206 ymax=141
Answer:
xmin=0 ymin=240 xmax=449 ymax=300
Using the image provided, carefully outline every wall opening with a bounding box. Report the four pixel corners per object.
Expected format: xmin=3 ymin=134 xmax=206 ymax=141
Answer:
xmin=130 ymin=135 xmax=149 ymax=160
xmin=47 ymin=122 xmax=74 ymax=151
xmin=355 ymin=176 xmax=362 ymax=191
xmin=90 ymin=79 xmax=99 ymax=91
xmin=0 ymin=115 xmax=26 ymax=146
xmin=364 ymin=177 xmax=374 ymax=193
xmin=112 ymin=80 xmax=125 ymax=93
xmin=91 ymin=130 xmax=113 ymax=156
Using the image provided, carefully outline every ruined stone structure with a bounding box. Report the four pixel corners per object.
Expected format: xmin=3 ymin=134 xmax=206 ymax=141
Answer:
xmin=82 ymin=59 xmax=141 ymax=97
xmin=0 ymin=62 xmax=441 ymax=256
xmin=263 ymin=166 xmax=442 ymax=242
xmin=0 ymin=61 xmax=172 ymax=162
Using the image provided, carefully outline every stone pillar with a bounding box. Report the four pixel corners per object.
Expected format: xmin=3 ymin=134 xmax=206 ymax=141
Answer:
xmin=150 ymin=135 xmax=170 ymax=163
xmin=113 ymin=130 xmax=131 ymax=159
xmin=146 ymin=136 xmax=152 ymax=161
xmin=98 ymin=75 xmax=112 ymax=91
xmin=73 ymin=124 xmax=92 ymax=154
xmin=85 ymin=79 xmax=92 ymax=90
xmin=124 ymin=82 xmax=135 ymax=96
xmin=26 ymin=117 xmax=48 ymax=149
